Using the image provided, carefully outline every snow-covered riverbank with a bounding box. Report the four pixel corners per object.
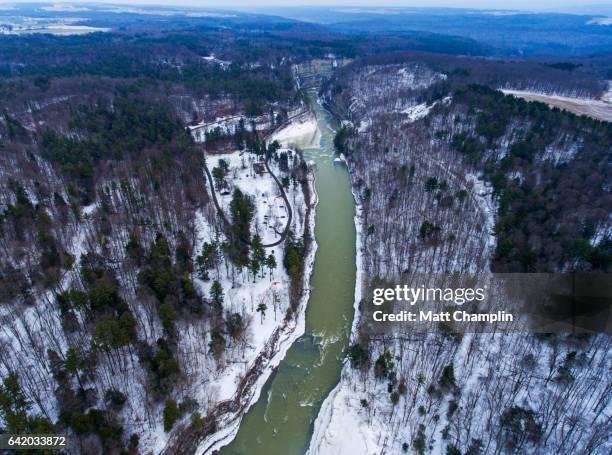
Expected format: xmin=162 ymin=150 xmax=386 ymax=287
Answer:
xmin=191 ymin=113 xmax=321 ymax=455
xmin=307 ymin=154 xmax=368 ymax=455
xmin=270 ymin=111 xmax=321 ymax=150
xmin=309 ymin=68 xmax=612 ymax=454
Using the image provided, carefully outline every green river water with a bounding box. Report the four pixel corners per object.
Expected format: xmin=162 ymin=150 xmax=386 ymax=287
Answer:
xmin=220 ymin=97 xmax=357 ymax=454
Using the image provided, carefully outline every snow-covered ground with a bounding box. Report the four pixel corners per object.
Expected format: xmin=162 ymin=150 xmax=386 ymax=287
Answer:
xmin=0 ymin=114 xmax=318 ymax=454
xmin=308 ymin=382 xmax=378 ymax=455
xmin=601 ymin=80 xmax=612 ymax=103
xmin=206 ymin=151 xmax=292 ymax=245
xmin=188 ymin=116 xmax=320 ymax=454
xmin=269 ymin=112 xmax=321 ymax=150
xmin=189 ymin=114 xmax=271 ymax=142
xmin=464 ymin=172 xmax=496 ymax=255
xmin=311 ymin=329 xmax=612 ymax=455
xmin=501 ymin=89 xmax=612 ymax=122
xmin=398 ymin=66 xmax=447 ymax=89
xmin=398 ymin=96 xmax=452 ymax=123
xmin=310 ymin=65 xmax=612 ymax=455
xmin=400 ymin=101 xmax=433 ymax=120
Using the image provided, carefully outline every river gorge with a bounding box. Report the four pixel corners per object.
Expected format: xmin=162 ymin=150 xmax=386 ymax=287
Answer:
xmin=220 ymin=95 xmax=358 ymax=455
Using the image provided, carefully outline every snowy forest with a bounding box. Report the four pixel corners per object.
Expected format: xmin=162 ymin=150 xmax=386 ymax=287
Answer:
xmin=0 ymin=13 xmax=319 ymax=453
xmin=1 ymin=3 xmax=612 ymax=455
xmin=310 ymin=55 xmax=611 ymax=454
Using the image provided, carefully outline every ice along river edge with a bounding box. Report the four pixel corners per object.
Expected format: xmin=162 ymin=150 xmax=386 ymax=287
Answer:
xmin=194 ymin=107 xmax=321 ymax=454
xmin=216 ymin=95 xmax=358 ymax=454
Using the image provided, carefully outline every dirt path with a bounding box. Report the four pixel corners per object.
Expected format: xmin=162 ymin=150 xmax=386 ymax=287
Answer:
xmin=203 ymin=154 xmax=293 ymax=248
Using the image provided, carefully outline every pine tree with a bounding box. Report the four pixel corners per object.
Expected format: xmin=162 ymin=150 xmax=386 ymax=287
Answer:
xmin=210 ymin=280 xmax=224 ymax=309
xmin=249 ymin=257 xmax=260 ymax=282
xmin=0 ymin=372 xmax=53 ymax=434
xmin=252 ymin=236 xmax=266 ymax=272
xmin=228 ymin=188 xmax=253 ymax=265
xmin=0 ymin=372 xmax=30 ymax=433
xmin=158 ymin=297 xmax=178 ymax=334
xmin=163 ymin=399 xmax=180 ymax=432
xmin=266 ymin=253 xmax=277 ymax=280
xmin=196 ymin=241 xmax=219 ymax=281
xmin=256 ymin=303 xmax=267 ymax=323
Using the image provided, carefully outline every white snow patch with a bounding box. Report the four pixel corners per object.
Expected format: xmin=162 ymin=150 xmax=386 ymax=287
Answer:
xmin=465 ymin=172 xmax=497 ymax=253
xmin=357 ymin=119 xmax=370 ymax=133
xmin=308 ymin=385 xmax=377 ymax=455
xmin=270 ymin=113 xmax=320 ymax=150
xmin=400 ymin=102 xmax=434 ymax=122
xmin=587 ymin=17 xmax=612 ymax=25
xmin=398 ymin=66 xmax=447 ymax=88
xmin=602 ymin=81 xmax=612 ymax=103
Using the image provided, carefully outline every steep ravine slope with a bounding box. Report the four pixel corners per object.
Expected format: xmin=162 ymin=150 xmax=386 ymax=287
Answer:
xmin=0 ymin=82 xmax=314 ymax=454
xmin=310 ymin=60 xmax=612 ymax=454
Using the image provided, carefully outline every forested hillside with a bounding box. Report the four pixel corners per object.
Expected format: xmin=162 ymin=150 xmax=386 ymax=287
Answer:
xmin=0 ymin=19 xmax=316 ymax=453
xmin=310 ymin=55 xmax=611 ymax=455
xmin=325 ymin=55 xmax=612 ymax=274
xmin=1 ymin=5 xmax=611 ymax=454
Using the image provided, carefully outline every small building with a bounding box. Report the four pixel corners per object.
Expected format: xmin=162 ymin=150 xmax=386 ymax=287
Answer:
xmin=253 ymin=162 xmax=267 ymax=175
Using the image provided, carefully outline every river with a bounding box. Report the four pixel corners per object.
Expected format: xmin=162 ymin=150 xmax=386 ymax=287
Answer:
xmin=219 ymin=96 xmax=357 ymax=454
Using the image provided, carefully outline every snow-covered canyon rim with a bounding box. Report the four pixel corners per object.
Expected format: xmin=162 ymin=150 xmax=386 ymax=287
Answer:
xmin=500 ymin=88 xmax=612 ymax=122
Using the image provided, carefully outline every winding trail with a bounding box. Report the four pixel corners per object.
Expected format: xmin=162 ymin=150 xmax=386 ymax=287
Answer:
xmin=203 ymin=153 xmax=293 ymax=248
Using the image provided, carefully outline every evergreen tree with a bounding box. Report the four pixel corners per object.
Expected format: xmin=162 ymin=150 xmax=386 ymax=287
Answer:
xmin=0 ymin=372 xmax=54 ymax=434
xmin=228 ymin=188 xmax=253 ymax=265
xmin=196 ymin=241 xmax=219 ymax=281
xmin=0 ymin=372 xmax=29 ymax=433
xmin=225 ymin=313 xmax=244 ymax=340
xmin=252 ymin=235 xmax=266 ymax=264
xmin=212 ymin=164 xmax=228 ymax=190
xmin=266 ymin=253 xmax=277 ymax=280
xmin=439 ymin=364 xmax=456 ymax=391
xmin=250 ymin=257 xmax=260 ymax=282
xmin=374 ymin=350 xmax=394 ymax=379
xmin=126 ymin=232 xmax=143 ymax=265
xmin=256 ymin=303 xmax=267 ymax=323
xmin=209 ymin=330 xmax=226 ymax=360
xmin=210 ymin=280 xmax=224 ymax=309
xmin=158 ymin=297 xmax=178 ymax=334
xmin=163 ymin=399 xmax=180 ymax=432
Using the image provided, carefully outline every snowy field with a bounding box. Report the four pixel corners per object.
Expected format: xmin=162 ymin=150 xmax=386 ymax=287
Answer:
xmin=501 ymin=89 xmax=612 ymax=122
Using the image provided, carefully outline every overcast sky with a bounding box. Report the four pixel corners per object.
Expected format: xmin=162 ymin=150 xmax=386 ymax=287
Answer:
xmin=4 ymin=0 xmax=612 ymax=14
